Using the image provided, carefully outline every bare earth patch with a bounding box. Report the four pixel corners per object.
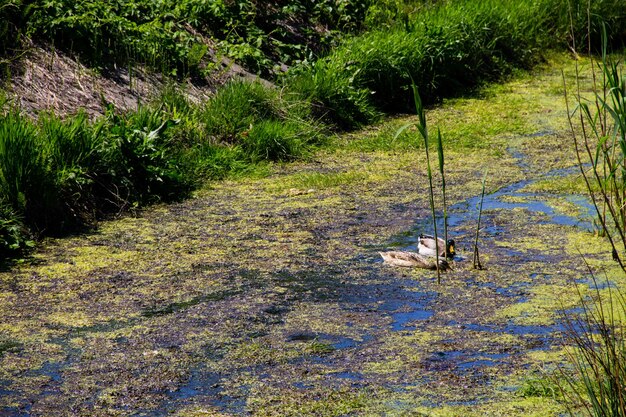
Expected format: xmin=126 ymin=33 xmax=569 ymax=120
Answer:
xmin=7 ymin=45 xmax=262 ymax=118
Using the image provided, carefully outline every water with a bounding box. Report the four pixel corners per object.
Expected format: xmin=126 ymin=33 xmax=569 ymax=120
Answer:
xmin=390 ymin=308 xmax=433 ymax=331
xmin=445 ymin=165 xmax=595 ymax=234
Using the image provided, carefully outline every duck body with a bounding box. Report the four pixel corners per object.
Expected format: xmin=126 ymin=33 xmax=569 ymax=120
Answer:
xmin=418 ymin=234 xmax=455 ymax=258
xmin=379 ymin=251 xmax=450 ymax=270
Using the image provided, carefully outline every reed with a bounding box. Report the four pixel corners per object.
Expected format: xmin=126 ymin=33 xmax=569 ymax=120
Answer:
xmin=473 ymin=170 xmax=487 ymax=270
xmin=558 ymin=258 xmax=626 ymax=416
xmin=397 ymin=84 xmax=442 ymax=282
xmin=566 ymin=25 xmax=626 ymax=273
xmin=561 ymin=17 xmax=626 ymax=416
xmin=436 ymin=127 xmax=448 ymax=247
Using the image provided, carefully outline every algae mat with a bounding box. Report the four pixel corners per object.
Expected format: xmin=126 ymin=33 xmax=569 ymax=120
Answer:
xmin=0 ymin=54 xmax=616 ymax=416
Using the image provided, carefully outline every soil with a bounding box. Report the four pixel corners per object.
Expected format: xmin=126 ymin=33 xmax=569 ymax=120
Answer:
xmin=6 ymin=44 xmax=264 ymax=119
xmin=0 ymin=53 xmax=618 ymax=416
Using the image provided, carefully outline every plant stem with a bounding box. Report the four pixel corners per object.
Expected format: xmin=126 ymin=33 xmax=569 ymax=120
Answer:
xmin=473 ymin=170 xmax=487 ymax=270
xmin=436 ymin=127 xmax=448 ymax=248
xmin=411 ymin=84 xmax=441 ymax=283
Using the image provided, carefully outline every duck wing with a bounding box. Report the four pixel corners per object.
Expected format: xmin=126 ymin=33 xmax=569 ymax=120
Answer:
xmin=380 ymin=251 xmax=449 ymax=270
xmin=418 ymin=235 xmax=446 ymax=257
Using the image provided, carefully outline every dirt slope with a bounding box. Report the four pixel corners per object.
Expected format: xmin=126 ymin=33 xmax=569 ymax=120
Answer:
xmin=6 ymin=44 xmax=264 ymax=118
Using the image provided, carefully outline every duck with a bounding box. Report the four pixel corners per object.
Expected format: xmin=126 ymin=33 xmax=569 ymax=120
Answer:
xmin=379 ymin=251 xmax=450 ymax=270
xmin=418 ymin=234 xmax=455 ymax=258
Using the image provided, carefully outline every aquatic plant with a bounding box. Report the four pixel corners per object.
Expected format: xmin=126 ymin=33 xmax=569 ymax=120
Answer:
xmin=473 ymin=170 xmax=487 ymax=269
xmin=559 ymin=262 xmax=626 ymax=416
xmin=396 ymin=84 xmax=443 ymax=282
xmin=563 ymin=20 xmax=626 ymax=417
xmin=436 ymin=126 xmax=448 ymax=247
xmin=566 ymin=27 xmax=626 ymax=273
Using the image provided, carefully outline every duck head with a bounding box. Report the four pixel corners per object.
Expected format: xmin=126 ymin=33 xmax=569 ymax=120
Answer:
xmin=446 ymin=239 xmax=456 ymax=258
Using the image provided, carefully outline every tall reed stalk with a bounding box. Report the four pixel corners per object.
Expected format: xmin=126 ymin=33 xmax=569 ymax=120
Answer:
xmin=473 ymin=170 xmax=487 ymax=269
xmin=437 ymin=127 xmax=448 ymax=247
xmin=566 ymin=25 xmax=626 ymax=273
xmin=397 ymin=84 xmax=442 ymax=283
xmin=559 ymin=259 xmax=626 ymax=417
xmin=561 ymin=17 xmax=626 ymax=416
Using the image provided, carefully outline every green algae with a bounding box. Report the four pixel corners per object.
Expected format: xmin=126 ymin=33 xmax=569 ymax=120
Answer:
xmin=0 ymin=53 xmax=619 ymax=416
xmin=495 ymin=283 xmax=589 ymax=326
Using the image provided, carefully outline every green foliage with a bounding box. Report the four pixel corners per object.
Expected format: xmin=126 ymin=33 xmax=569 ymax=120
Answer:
xmin=0 ymin=78 xmax=327 ymax=257
xmin=201 ymin=80 xmax=323 ymax=161
xmin=560 ymin=275 xmax=626 ymax=417
xmin=286 ymin=0 xmax=626 ymax=126
xmin=285 ymin=62 xmax=381 ymax=130
xmin=0 ymin=0 xmax=25 ymax=53
xmin=0 ymin=110 xmax=61 ymax=232
xmin=0 ymin=204 xmax=32 ymax=257
xmin=19 ymin=0 xmax=386 ymax=77
xmin=564 ymin=27 xmax=626 ymax=417
xmin=202 ymin=81 xmax=282 ymax=143
xmin=243 ymin=119 xmax=315 ymax=162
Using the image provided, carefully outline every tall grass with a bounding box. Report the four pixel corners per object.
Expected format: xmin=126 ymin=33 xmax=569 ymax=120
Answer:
xmin=285 ymin=0 xmax=626 ymax=129
xmin=562 ymin=20 xmax=626 ymax=417
xmin=567 ymin=30 xmax=626 ymax=273
xmin=0 ymin=78 xmax=325 ymax=256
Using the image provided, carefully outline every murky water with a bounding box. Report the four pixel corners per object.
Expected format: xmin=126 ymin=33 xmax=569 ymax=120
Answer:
xmin=0 ymin=129 xmax=602 ymax=416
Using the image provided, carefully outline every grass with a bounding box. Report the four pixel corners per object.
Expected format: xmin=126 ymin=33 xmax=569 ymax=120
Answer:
xmin=0 ymin=79 xmax=326 ymax=257
xmin=561 ymin=25 xmax=626 ymax=417
xmin=0 ymin=0 xmax=625 ymax=259
xmin=284 ymin=0 xmax=626 ymax=128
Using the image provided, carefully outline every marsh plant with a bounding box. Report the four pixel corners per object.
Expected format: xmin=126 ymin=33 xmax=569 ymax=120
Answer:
xmin=473 ymin=171 xmax=487 ymax=270
xmin=396 ymin=85 xmax=447 ymax=283
xmin=566 ymin=30 xmax=626 ymax=273
xmin=562 ymin=26 xmax=626 ymax=417
xmin=559 ymin=267 xmax=626 ymax=416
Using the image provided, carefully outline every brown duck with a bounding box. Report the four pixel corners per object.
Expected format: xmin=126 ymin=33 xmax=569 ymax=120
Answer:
xmin=379 ymin=251 xmax=450 ymax=270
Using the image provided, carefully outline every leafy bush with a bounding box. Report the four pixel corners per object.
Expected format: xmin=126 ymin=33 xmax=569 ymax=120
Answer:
xmin=20 ymin=0 xmax=389 ymax=77
xmin=0 ymin=0 xmax=27 ymax=57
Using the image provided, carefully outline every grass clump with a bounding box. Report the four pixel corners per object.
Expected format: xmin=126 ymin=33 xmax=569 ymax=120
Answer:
xmin=561 ymin=23 xmax=626 ymax=417
xmin=285 ymin=0 xmax=626 ymax=129
xmin=0 ymin=79 xmax=327 ymax=257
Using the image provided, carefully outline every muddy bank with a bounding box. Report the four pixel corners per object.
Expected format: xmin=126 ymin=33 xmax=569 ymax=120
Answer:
xmin=0 ymin=54 xmax=616 ymax=416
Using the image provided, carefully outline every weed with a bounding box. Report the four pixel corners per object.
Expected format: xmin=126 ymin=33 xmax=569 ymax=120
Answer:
xmin=562 ymin=17 xmax=626 ymax=417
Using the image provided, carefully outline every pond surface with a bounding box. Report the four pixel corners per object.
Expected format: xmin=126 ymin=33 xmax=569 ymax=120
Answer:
xmin=0 ymin=56 xmax=613 ymax=416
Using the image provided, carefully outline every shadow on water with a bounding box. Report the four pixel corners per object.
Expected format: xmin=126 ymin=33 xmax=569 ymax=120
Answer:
xmin=426 ymin=349 xmax=511 ymax=372
xmin=142 ymin=367 xmax=248 ymax=417
xmin=0 ymin=360 xmax=65 ymax=417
